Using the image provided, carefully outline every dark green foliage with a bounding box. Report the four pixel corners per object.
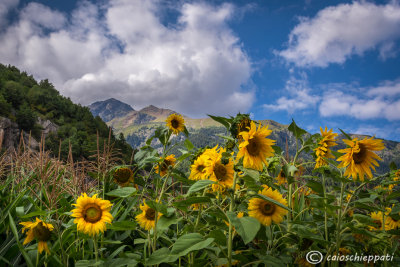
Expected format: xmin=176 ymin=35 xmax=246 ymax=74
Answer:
xmin=0 ymin=63 xmax=133 ymax=161
xmin=16 ymin=102 xmax=36 ymax=131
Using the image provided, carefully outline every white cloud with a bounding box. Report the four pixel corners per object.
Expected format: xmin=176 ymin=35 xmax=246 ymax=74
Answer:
xmin=279 ymin=1 xmax=400 ymax=67
xmin=263 ymin=75 xmax=320 ymax=113
xmin=0 ymin=0 xmax=253 ymax=117
xmin=0 ymin=0 xmax=19 ymax=28
xmin=319 ymin=81 xmax=400 ymax=120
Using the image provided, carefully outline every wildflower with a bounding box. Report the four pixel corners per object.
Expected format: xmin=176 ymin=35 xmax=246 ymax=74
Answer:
xmin=248 ymin=186 xmax=288 ymax=226
xmin=166 ymin=113 xmax=185 ymax=134
xmin=155 ymin=155 xmax=176 ymax=176
xmin=136 ymin=200 xmax=162 ymax=230
xmin=236 ymin=121 xmax=275 ymax=171
xmin=314 ymin=127 xmax=338 ymax=169
xmin=71 ymin=193 xmax=113 ymax=236
xmin=20 ymin=218 xmax=54 ymax=254
xmin=337 ymin=137 xmax=384 ymax=181
xmin=113 ymin=167 xmax=134 ymax=187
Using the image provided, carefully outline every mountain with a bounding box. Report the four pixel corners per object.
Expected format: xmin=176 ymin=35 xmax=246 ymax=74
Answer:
xmin=89 ymin=98 xmax=400 ymax=173
xmin=89 ymin=98 xmax=134 ymax=122
xmin=0 ymin=64 xmax=132 ymax=161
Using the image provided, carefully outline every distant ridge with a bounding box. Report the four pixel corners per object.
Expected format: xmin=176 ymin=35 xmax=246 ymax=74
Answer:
xmin=88 ymin=98 xmax=400 ymax=173
xmin=89 ymin=98 xmax=134 ymax=122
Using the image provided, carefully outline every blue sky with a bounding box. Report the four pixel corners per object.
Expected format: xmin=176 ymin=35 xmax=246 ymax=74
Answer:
xmin=1 ymin=0 xmax=400 ymax=141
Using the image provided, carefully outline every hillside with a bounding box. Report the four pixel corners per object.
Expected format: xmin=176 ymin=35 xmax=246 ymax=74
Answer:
xmin=90 ymin=98 xmax=400 ymax=173
xmin=89 ymin=98 xmax=134 ymax=122
xmin=0 ymin=64 xmax=132 ymax=161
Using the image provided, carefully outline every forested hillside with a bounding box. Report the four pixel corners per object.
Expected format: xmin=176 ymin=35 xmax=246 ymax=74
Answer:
xmin=0 ymin=64 xmax=132 ymax=160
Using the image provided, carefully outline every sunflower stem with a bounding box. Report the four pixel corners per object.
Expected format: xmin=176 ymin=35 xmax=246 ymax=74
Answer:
xmin=36 ymin=247 xmax=39 ymax=267
xmin=287 ymin=183 xmax=292 ymax=232
xmin=227 ymin=172 xmax=238 ymax=267
xmin=335 ymin=182 xmax=345 ymax=265
xmin=93 ymin=235 xmax=99 ymax=263
xmin=322 ymin=174 xmax=328 ymax=242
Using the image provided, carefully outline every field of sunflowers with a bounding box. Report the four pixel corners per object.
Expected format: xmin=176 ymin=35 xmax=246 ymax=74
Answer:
xmin=1 ymin=113 xmax=399 ymax=266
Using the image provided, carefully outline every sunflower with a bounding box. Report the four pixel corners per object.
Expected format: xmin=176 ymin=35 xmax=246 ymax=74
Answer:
xmin=155 ymin=154 xmax=176 ymax=176
xmin=136 ymin=200 xmax=162 ymax=230
xmin=314 ymin=127 xmax=338 ymax=169
xmin=236 ymin=121 xmax=275 ymax=171
xmin=189 ymin=154 xmax=208 ymax=181
xmin=337 ymin=137 xmax=385 ymax=181
xmin=166 ymin=113 xmax=185 ymax=134
xmin=204 ymin=147 xmax=234 ymax=192
xmin=71 ymin=193 xmax=113 ymax=236
xmin=369 ymin=211 xmax=384 ymax=231
xmin=248 ymin=186 xmax=288 ymax=226
xmin=20 ymin=218 xmax=54 ymax=254
xmin=113 ymin=167 xmax=134 ymax=187
xmin=276 ymin=169 xmax=286 ymax=185
xmin=385 ymin=207 xmax=400 ymax=230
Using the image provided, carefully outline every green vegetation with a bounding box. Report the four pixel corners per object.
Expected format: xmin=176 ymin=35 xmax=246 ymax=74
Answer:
xmin=0 ymin=64 xmax=132 ymax=161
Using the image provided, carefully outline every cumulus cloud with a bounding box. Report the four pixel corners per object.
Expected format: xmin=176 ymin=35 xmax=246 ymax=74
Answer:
xmin=319 ymin=81 xmax=400 ymax=120
xmin=0 ymin=0 xmax=19 ymax=28
xmin=0 ymin=0 xmax=253 ymax=117
xmin=279 ymin=1 xmax=400 ymax=67
xmin=263 ymin=75 xmax=320 ymax=113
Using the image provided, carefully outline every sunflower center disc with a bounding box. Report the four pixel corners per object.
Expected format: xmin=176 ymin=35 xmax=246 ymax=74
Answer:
xmin=197 ymin=165 xmax=205 ymax=172
xmin=214 ymin=163 xmax=227 ymax=181
xmin=145 ymin=208 xmax=156 ymax=220
xmin=84 ymin=205 xmax=102 ymax=223
xmin=247 ymin=138 xmax=261 ymax=156
xmin=260 ymin=201 xmax=276 ymax=216
xmin=171 ymin=119 xmax=179 ymax=129
xmin=353 ymin=143 xmax=367 ymax=164
xmin=33 ymin=222 xmax=51 ymax=241
xmin=373 ymin=220 xmax=382 ymax=228
xmin=115 ymin=168 xmax=131 ymax=183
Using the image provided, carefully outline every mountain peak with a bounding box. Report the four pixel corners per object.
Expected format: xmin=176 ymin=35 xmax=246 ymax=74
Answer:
xmin=89 ymin=98 xmax=134 ymax=122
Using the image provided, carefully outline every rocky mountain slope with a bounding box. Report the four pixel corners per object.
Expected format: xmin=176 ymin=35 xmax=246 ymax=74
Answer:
xmin=90 ymin=98 xmax=400 ymax=173
xmin=89 ymin=98 xmax=134 ymax=122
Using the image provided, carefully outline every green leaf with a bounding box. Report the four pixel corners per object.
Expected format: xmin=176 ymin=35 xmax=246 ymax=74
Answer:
xmin=207 ymin=115 xmax=231 ymax=129
xmin=156 ymin=216 xmax=182 ymax=232
xmin=15 ymin=206 xmax=24 ymax=217
xmin=306 ymin=181 xmax=323 ymax=195
xmin=170 ymin=233 xmax=214 ymax=256
xmin=353 ymin=214 xmax=375 ymax=225
xmin=146 ymin=248 xmax=178 ymax=265
xmin=208 ymin=229 xmax=226 ymax=246
xmin=20 ymin=210 xmax=47 ymax=219
xmin=186 ymin=180 xmax=214 ymax=195
xmin=243 ymin=168 xmax=260 ymax=181
xmin=255 ymin=194 xmax=291 ymax=211
xmin=173 ymin=196 xmax=211 ymax=208
xmin=108 ymin=221 xmax=137 ymax=231
xmin=75 ymin=260 xmax=104 ymax=267
xmin=226 ymin=213 xmax=260 ymax=244
xmin=104 ymin=258 xmax=138 ymax=267
xmin=146 ymin=200 xmax=168 ymax=215
xmin=272 ymin=145 xmax=282 ymax=155
xmin=288 ymin=119 xmax=307 ymax=139
xmin=339 ymin=128 xmax=352 ymax=140
xmin=106 ymin=187 xmax=136 ymax=198
xmin=184 ymin=139 xmax=194 ymax=151
xmin=9 ymin=212 xmax=34 ymax=267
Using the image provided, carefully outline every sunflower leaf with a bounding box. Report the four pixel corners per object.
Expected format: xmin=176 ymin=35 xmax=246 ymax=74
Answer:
xmin=208 ymin=115 xmax=231 ymax=129
xmin=106 ymin=187 xmax=136 ymax=198
xmin=170 ymin=233 xmax=214 ymax=256
xmin=288 ymin=119 xmax=307 ymax=139
xmin=173 ymin=196 xmax=211 ymax=209
xmin=339 ymin=128 xmax=352 ymax=140
xmin=186 ymin=180 xmax=215 ymax=196
xmin=226 ymin=212 xmax=260 ymax=244
xmin=255 ymin=194 xmax=291 ymax=211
